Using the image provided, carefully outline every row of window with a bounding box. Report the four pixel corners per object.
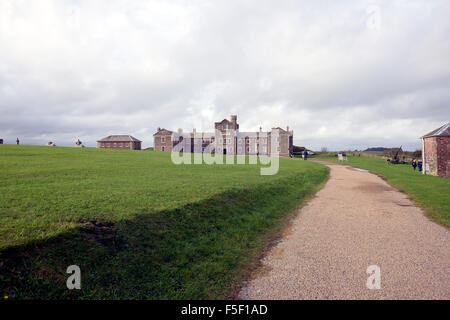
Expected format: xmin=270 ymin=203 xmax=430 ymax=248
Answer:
xmin=201 ymin=146 xmax=277 ymax=153
xmin=101 ymin=143 xmax=130 ymax=148
xmin=165 ymin=145 xmax=281 ymax=153
xmin=161 ymin=136 xmax=275 ymax=144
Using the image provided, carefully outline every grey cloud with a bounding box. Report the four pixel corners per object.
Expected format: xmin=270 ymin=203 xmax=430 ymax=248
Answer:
xmin=0 ymin=0 xmax=449 ymax=150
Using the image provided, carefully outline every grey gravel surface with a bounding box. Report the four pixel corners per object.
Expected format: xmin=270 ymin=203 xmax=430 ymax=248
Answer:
xmin=239 ymin=162 xmax=450 ymax=299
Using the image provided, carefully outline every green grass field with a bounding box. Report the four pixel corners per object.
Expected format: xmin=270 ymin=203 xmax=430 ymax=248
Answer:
xmin=0 ymin=145 xmax=328 ymax=299
xmin=321 ymin=156 xmax=450 ymax=227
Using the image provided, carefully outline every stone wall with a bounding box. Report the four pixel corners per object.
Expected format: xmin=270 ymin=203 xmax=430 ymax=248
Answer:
xmin=154 ymin=134 xmax=173 ymax=152
xmin=424 ymin=136 xmax=449 ymax=178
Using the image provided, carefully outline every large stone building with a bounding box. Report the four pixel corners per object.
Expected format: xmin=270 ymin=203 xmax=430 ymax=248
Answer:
xmin=421 ymin=122 xmax=449 ymax=178
xmin=153 ymin=115 xmax=293 ymax=156
xmin=97 ymin=135 xmax=142 ymax=150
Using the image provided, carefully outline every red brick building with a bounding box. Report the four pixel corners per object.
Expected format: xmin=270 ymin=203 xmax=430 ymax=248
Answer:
xmin=153 ymin=128 xmax=174 ymax=152
xmin=97 ymin=135 xmax=142 ymax=150
xmin=421 ymin=122 xmax=449 ymax=178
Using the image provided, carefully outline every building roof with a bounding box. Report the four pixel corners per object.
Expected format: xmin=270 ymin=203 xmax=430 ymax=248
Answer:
xmin=272 ymin=127 xmax=288 ymax=132
xmin=97 ymin=135 xmax=142 ymax=142
xmin=153 ymin=128 xmax=173 ymax=136
xmin=422 ymin=122 xmax=450 ymax=138
xmin=215 ymin=119 xmax=232 ymax=125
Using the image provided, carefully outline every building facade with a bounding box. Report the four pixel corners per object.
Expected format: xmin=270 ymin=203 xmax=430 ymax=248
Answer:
xmin=97 ymin=135 xmax=142 ymax=150
xmin=153 ymin=115 xmax=293 ymax=157
xmin=421 ymin=122 xmax=449 ymax=178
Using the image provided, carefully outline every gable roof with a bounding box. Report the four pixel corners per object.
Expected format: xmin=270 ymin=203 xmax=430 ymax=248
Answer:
xmin=271 ymin=127 xmax=288 ymax=133
xmin=422 ymin=122 xmax=450 ymax=138
xmin=97 ymin=135 xmax=141 ymax=142
xmin=153 ymin=128 xmax=173 ymax=136
xmin=215 ymin=119 xmax=232 ymax=125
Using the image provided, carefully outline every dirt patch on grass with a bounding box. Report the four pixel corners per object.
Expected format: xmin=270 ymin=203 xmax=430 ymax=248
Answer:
xmin=79 ymin=220 xmax=118 ymax=246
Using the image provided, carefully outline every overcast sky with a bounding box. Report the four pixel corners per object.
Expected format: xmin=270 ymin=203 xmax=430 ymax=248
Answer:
xmin=1 ymin=0 xmax=449 ymax=150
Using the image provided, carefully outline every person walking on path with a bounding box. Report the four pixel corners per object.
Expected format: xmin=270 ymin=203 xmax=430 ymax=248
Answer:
xmin=418 ymin=160 xmax=423 ymax=172
xmin=303 ymin=150 xmax=308 ymax=160
xmin=412 ymin=159 xmax=417 ymax=171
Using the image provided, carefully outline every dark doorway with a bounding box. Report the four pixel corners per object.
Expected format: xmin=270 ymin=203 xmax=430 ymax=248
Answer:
xmin=223 ymin=148 xmax=227 ymax=155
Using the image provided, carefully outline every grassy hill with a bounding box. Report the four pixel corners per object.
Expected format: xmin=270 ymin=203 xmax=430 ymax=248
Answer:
xmin=0 ymin=145 xmax=328 ymax=299
xmin=321 ymin=156 xmax=450 ymax=227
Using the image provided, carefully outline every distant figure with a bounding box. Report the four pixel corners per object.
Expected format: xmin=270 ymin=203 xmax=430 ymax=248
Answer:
xmin=412 ymin=159 xmax=417 ymax=171
xmin=387 ymin=158 xmax=391 ymax=164
xmin=16 ymin=138 xmax=19 ymax=145
xmin=418 ymin=160 xmax=423 ymax=172
xmin=75 ymin=139 xmax=85 ymax=148
xmin=303 ymin=150 xmax=308 ymax=160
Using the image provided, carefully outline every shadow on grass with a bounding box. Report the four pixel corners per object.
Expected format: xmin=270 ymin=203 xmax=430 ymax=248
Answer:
xmin=0 ymin=170 xmax=328 ymax=299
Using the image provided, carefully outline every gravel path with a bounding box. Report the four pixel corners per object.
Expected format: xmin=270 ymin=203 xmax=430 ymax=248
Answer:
xmin=239 ymin=161 xmax=450 ymax=299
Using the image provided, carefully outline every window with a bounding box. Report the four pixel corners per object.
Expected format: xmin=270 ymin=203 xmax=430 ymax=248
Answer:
xmin=162 ymin=136 xmax=166 ymax=143
xmin=125 ymin=143 xmax=129 ymax=147
xmin=277 ymin=146 xmax=280 ymax=152
xmin=223 ymin=125 xmax=227 ymax=129
xmin=162 ymin=146 xmax=165 ymax=151
xmin=113 ymin=143 xmax=117 ymax=147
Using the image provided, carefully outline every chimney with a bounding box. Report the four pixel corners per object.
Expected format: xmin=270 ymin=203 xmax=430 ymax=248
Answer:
xmin=230 ymin=115 xmax=237 ymax=124
xmin=259 ymin=126 xmax=262 ymax=132
xmin=157 ymin=127 xmax=161 ymax=131
xmin=286 ymin=126 xmax=289 ymax=132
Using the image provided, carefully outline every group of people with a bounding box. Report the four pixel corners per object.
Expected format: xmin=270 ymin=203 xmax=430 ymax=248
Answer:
xmin=289 ymin=150 xmax=309 ymax=159
xmin=411 ymin=159 xmax=423 ymax=172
